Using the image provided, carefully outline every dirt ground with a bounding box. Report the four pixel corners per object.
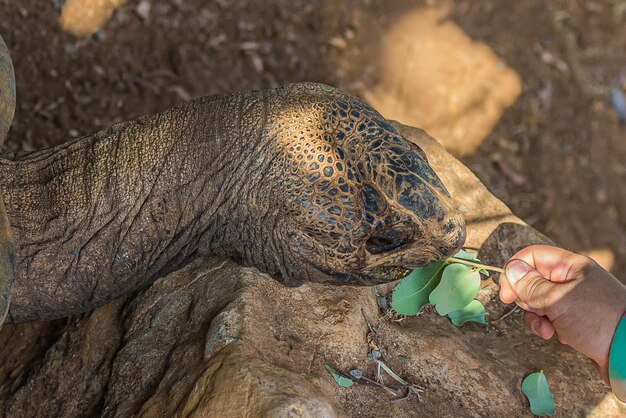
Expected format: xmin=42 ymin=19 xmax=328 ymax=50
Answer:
xmin=456 ymin=1 xmax=626 ymax=280
xmin=2 ymin=0 xmax=625 ymax=280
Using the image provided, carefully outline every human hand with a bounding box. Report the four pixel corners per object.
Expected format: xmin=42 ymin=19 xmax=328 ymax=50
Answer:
xmin=499 ymin=245 xmax=626 ymax=380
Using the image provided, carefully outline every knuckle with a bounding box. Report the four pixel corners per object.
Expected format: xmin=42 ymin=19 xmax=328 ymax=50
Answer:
xmin=521 ymin=274 xmax=543 ymax=297
xmin=522 ymin=274 xmax=555 ymax=307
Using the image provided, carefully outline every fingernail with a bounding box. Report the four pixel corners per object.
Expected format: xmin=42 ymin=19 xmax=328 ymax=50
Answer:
xmin=505 ymin=259 xmax=532 ymax=285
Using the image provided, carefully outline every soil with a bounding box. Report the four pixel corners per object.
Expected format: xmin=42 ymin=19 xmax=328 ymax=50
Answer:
xmin=2 ymin=0 xmax=625 ymax=277
xmin=3 ymin=0 xmax=624 ymax=279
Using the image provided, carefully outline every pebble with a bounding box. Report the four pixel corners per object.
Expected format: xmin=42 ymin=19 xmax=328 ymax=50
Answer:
xmin=135 ymin=1 xmax=151 ymax=23
xmin=610 ymin=87 xmax=626 ymax=123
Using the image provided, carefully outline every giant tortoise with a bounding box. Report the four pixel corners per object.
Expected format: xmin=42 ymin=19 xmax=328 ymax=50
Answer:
xmin=0 ymin=33 xmax=465 ymax=323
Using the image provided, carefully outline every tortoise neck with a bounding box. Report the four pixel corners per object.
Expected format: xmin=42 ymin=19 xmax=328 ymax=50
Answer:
xmin=1 ymin=93 xmax=269 ymax=322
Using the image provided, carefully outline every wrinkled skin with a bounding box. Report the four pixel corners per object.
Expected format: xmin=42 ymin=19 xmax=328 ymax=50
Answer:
xmin=263 ymin=85 xmax=465 ymax=283
xmin=1 ymin=82 xmax=465 ymax=323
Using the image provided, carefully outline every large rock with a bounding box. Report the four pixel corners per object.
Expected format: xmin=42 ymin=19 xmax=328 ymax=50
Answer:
xmin=60 ymin=0 xmax=128 ymax=37
xmin=364 ymin=6 xmax=521 ymax=157
xmin=0 ymin=123 xmax=623 ymax=417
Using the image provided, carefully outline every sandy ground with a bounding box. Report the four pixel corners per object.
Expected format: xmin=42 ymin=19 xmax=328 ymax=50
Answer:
xmin=1 ymin=1 xmax=625 ymax=273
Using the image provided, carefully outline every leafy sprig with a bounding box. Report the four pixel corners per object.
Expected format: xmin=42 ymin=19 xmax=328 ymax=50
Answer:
xmin=386 ymin=251 xmax=557 ymax=416
xmin=391 ymin=249 xmax=496 ymax=326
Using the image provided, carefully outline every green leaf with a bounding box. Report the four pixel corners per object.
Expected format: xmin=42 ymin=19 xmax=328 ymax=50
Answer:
xmin=324 ymin=364 xmax=354 ymax=387
xmin=429 ymin=264 xmax=480 ymax=316
xmin=522 ymin=371 xmax=555 ymax=416
xmin=447 ymin=300 xmax=488 ymax=326
xmin=453 ymin=250 xmax=489 ymax=276
xmin=367 ymin=350 xmax=382 ymax=362
xmin=452 ymin=249 xmax=480 ymax=262
xmin=391 ymin=261 xmax=445 ymax=315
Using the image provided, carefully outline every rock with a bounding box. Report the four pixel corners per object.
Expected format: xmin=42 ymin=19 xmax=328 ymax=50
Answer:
xmin=60 ymin=0 xmax=128 ymax=37
xmin=364 ymin=6 xmax=521 ymax=157
xmin=135 ymin=1 xmax=151 ymax=24
xmin=0 ymin=122 xmax=623 ymax=417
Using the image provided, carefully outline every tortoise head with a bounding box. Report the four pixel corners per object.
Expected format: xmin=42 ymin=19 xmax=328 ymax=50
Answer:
xmin=263 ymin=83 xmax=466 ymax=286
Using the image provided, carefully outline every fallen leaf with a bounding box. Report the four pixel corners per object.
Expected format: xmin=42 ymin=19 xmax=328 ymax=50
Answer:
xmin=522 ymin=371 xmax=555 ymax=416
xmin=324 ymin=364 xmax=354 ymax=387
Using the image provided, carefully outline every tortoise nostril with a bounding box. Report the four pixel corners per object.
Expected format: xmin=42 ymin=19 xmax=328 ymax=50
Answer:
xmin=365 ymin=227 xmax=413 ymax=254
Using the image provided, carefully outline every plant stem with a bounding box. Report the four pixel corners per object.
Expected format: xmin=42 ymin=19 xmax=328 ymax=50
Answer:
xmin=490 ymin=306 xmax=520 ymax=324
xmin=445 ymin=257 xmax=505 ymax=274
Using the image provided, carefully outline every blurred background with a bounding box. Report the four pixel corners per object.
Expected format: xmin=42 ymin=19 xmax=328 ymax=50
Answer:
xmin=2 ymin=0 xmax=626 ymax=279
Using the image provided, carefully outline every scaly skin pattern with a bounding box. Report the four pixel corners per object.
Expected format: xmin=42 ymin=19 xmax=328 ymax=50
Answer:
xmin=0 ymin=83 xmax=465 ymax=323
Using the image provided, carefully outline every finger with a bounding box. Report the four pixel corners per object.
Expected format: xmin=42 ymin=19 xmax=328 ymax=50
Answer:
xmin=499 ymin=278 xmax=547 ymax=317
xmin=501 ymin=260 xmax=548 ymax=315
xmin=514 ymin=300 xmax=546 ymax=317
xmin=500 ymin=270 xmax=546 ymax=316
xmin=505 ymin=259 xmax=559 ymax=311
xmin=523 ymin=311 xmax=555 ymax=340
xmin=509 ymin=245 xmax=589 ymax=283
xmin=498 ymin=272 xmax=517 ymax=304
xmin=500 ymin=244 xmax=583 ymax=303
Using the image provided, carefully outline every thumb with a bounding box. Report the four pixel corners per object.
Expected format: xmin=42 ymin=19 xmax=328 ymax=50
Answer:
xmin=505 ymin=259 xmax=558 ymax=312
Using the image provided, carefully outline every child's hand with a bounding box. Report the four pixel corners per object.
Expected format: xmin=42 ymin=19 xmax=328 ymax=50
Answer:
xmin=499 ymin=245 xmax=626 ymax=381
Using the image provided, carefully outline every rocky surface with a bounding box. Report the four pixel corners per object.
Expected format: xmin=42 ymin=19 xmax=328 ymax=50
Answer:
xmin=60 ymin=0 xmax=129 ymax=37
xmin=365 ymin=6 xmax=521 ymax=158
xmin=0 ymin=123 xmax=623 ymax=417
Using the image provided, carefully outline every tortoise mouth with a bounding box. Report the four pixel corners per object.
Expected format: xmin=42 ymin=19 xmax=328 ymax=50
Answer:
xmin=313 ymin=220 xmax=466 ymax=286
xmin=321 ymin=265 xmax=412 ymax=286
